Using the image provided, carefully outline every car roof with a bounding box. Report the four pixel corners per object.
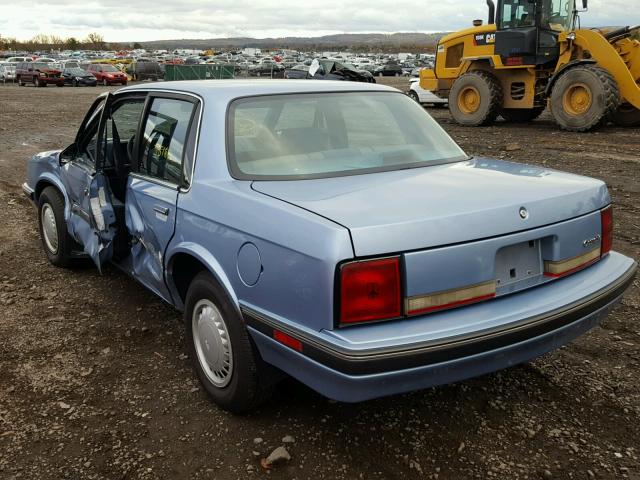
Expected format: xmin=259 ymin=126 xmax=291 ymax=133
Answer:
xmin=118 ymin=79 xmax=398 ymax=102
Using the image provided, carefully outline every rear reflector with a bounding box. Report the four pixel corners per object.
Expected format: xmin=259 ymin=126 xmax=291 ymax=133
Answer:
xmin=340 ymin=257 xmax=402 ymax=324
xmin=601 ymin=206 xmax=613 ymax=256
xmin=544 ymin=247 xmax=600 ymax=278
xmin=505 ymin=56 xmax=524 ymax=66
xmin=273 ymin=330 xmax=303 ymax=352
xmin=406 ymin=280 xmax=496 ymax=316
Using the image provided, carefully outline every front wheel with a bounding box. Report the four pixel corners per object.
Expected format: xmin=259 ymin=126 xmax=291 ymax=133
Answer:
xmin=184 ymin=273 xmax=273 ymax=413
xmin=72 ymin=79 xmax=78 ymax=87
xmin=550 ymin=65 xmax=620 ymax=132
xmin=102 ymin=78 xmax=109 ymax=86
xmin=37 ymin=187 xmax=79 ymax=268
xmin=408 ymin=90 xmax=421 ymax=103
xmin=17 ymin=76 xmax=25 ymax=86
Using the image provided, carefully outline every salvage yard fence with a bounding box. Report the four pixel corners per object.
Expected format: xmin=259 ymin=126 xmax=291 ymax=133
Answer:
xmin=164 ymin=64 xmax=235 ymax=81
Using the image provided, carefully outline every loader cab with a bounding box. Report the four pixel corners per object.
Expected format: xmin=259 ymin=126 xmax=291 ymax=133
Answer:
xmin=494 ymin=0 xmax=575 ymax=66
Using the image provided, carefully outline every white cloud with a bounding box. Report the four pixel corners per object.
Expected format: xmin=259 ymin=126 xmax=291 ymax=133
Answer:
xmin=0 ymin=0 xmax=630 ymax=42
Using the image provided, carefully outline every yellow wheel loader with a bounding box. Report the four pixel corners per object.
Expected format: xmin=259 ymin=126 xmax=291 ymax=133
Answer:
xmin=420 ymin=0 xmax=640 ymax=131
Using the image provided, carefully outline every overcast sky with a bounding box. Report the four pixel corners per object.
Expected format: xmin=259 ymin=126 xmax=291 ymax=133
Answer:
xmin=0 ymin=0 xmax=630 ymax=42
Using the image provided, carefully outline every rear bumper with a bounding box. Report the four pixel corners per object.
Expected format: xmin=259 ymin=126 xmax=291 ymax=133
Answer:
xmin=245 ymin=253 xmax=636 ymax=402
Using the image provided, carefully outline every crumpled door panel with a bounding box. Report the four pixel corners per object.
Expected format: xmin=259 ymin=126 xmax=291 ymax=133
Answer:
xmin=125 ymin=176 xmax=178 ymax=301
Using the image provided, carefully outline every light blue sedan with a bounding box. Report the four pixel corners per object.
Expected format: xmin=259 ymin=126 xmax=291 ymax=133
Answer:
xmin=23 ymin=80 xmax=637 ymax=412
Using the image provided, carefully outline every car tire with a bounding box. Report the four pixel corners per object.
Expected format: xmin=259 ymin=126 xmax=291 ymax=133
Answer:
xmin=408 ymin=90 xmax=421 ymax=103
xmin=122 ymin=81 xmax=128 ymax=86
xmin=377 ymin=72 xmax=383 ymax=77
xmin=72 ymin=79 xmax=78 ymax=87
xmin=37 ymin=187 xmax=78 ymax=268
xmin=184 ymin=272 xmax=273 ymax=413
xmin=103 ymin=79 xmax=109 ymax=86
xmin=18 ymin=76 xmax=25 ymax=86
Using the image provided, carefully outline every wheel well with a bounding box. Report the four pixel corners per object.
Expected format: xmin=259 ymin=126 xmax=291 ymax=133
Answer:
xmin=170 ymin=253 xmax=209 ymax=304
xmin=35 ymin=180 xmax=61 ymax=202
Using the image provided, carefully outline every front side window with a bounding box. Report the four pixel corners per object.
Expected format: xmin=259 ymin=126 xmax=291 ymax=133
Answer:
xmin=543 ymin=0 xmax=573 ymax=31
xmin=138 ymin=97 xmax=195 ymax=185
xmin=228 ymin=92 xmax=467 ymax=180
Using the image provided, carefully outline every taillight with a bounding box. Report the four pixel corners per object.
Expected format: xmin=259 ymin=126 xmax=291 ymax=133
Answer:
xmin=339 ymin=257 xmax=402 ymax=325
xmin=601 ymin=205 xmax=613 ymax=256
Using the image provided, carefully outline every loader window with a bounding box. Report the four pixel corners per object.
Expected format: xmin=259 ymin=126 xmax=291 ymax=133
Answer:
xmin=544 ymin=0 xmax=572 ymax=31
xmin=499 ymin=0 xmax=536 ymax=29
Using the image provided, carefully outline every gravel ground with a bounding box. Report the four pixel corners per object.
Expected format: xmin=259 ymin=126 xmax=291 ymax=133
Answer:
xmin=0 ymin=80 xmax=638 ymax=480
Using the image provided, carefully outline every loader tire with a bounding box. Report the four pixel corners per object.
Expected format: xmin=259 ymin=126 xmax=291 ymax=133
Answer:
xmin=500 ymin=107 xmax=545 ymax=123
xmin=610 ymin=103 xmax=640 ymax=127
xmin=550 ymin=65 xmax=620 ymax=132
xmin=449 ymin=71 xmax=503 ymax=126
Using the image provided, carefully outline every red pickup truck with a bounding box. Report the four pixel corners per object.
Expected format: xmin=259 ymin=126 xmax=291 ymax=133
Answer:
xmin=16 ymin=61 xmax=64 ymax=87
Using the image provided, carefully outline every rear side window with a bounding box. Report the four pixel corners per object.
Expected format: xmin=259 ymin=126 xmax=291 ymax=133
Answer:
xmin=138 ymin=97 xmax=196 ymax=185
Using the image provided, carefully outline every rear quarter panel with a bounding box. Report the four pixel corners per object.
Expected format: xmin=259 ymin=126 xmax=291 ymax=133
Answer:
xmin=168 ymin=180 xmax=353 ymax=332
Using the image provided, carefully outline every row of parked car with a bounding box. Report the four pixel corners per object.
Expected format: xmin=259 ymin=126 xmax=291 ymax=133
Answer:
xmin=10 ymin=61 xmax=130 ymax=87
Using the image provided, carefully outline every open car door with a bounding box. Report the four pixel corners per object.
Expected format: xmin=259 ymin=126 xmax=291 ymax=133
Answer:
xmin=61 ymin=92 xmax=118 ymax=271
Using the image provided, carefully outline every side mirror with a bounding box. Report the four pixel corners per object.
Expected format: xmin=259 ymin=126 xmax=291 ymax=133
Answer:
xmin=59 ymin=143 xmax=77 ymax=165
xmin=582 ymin=0 xmax=587 ymax=8
xmin=309 ymin=59 xmax=320 ymax=77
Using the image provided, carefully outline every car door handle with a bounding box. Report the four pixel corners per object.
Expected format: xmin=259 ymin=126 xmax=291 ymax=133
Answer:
xmin=153 ymin=206 xmax=170 ymax=216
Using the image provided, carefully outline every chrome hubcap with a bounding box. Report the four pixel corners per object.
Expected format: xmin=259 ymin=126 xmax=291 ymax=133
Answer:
xmin=192 ymin=299 xmax=233 ymax=387
xmin=41 ymin=204 xmax=59 ymax=254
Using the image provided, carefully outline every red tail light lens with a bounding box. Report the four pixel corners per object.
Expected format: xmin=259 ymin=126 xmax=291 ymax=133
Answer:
xmin=601 ymin=206 xmax=613 ymax=256
xmin=340 ymin=257 xmax=402 ymax=325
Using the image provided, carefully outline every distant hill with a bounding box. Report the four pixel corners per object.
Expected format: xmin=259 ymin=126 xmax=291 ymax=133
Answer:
xmin=138 ymin=32 xmax=447 ymax=52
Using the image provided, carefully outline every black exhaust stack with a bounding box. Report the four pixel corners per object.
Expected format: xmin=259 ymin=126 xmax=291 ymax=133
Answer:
xmin=486 ymin=0 xmax=496 ymax=24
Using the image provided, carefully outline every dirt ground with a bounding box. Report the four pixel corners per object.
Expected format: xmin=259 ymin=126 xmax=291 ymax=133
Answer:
xmin=0 ymin=79 xmax=638 ymax=480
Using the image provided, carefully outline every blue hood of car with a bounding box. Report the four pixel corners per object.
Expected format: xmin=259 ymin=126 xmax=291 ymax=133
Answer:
xmin=251 ymin=158 xmax=610 ymax=256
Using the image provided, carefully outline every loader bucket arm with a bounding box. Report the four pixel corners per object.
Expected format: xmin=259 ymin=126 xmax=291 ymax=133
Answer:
xmin=559 ymin=29 xmax=640 ymax=109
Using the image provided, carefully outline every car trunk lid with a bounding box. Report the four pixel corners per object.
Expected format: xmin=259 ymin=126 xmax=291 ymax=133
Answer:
xmin=251 ymin=158 xmax=609 ymax=257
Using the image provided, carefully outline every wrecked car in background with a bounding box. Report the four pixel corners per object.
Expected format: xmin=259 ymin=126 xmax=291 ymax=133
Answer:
xmin=16 ymin=61 xmax=64 ymax=87
xmin=23 ymin=80 xmax=637 ymax=413
xmin=285 ymin=59 xmax=375 ymax=83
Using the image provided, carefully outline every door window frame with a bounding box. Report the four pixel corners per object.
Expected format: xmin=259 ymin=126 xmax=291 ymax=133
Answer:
xmin=130 ymin=91 xmax=202 ymax=191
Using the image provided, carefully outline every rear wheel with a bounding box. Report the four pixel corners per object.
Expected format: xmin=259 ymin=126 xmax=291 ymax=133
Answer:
xmin=610 ymin=103 xmax=640 ymax=127
xmin=449 ymin=70 xmax=503 ymax=126
xmin=500 ymin=107 xmax=545 ymax=123
xmin=550 ymin=65 xmax=619 ymax=132
xmin=72 ymin=79 xmax=78 ymax=87
xmin=184 ymin=272 xmax=273 ymax=413
xmin=17 ymin=76 xmax=25 ymax=86
xmin=37 ymin=187 xmax=79 ymax=268
xmin=102 ymin=78 xmax=109 ymax=86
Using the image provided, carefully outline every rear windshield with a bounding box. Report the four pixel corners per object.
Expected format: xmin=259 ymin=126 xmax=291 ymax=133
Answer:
xmin=227 ymin=92 xmax=467 ymax=180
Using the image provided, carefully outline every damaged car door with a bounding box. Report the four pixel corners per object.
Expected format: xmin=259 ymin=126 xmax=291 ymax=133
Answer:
xmin=59 ymin=93 xmax=118 ymax=269
xmin=126 ymin=93 xmax=199 ymax=301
